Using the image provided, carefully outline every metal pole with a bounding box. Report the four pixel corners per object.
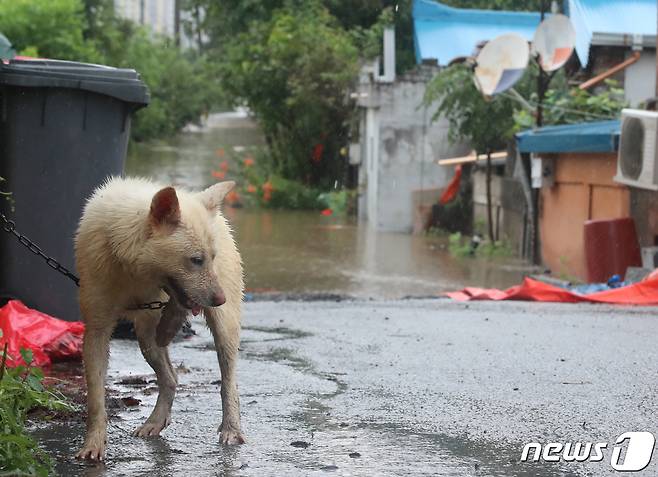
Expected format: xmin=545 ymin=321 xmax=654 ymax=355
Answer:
xmin=536 ymin=0 xmax=547 ymax=128
xmin=655 ymin=0 xmax=658 ymax=96
xmin=174 ymin=0 xmax=181 ymax=48
xmin=486 ymin=151 xmax=495 ymax=243
xmin=195 ymin=4 xmax=203 ymax=51
xmin=529 ymin=0 xmax=548 ymax=265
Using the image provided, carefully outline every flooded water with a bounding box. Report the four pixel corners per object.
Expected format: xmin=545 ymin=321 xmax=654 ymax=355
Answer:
xmin=126 ymin=113 xmax=530 ymax=298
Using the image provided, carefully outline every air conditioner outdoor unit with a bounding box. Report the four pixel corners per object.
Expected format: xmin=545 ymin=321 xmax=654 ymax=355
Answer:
xmin=614 ymin=108 xmax=658 ymax=190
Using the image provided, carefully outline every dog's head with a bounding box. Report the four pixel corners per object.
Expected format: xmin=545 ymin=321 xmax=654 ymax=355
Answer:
xmin=144 ymin=181 xmax=235 ymax=315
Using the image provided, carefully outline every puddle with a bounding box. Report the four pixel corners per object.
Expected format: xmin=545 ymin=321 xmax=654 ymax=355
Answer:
xmin=30 ymin=316 xmax=586 ymax=477
xmin=241 ymin=325 xmax=313 ymax=343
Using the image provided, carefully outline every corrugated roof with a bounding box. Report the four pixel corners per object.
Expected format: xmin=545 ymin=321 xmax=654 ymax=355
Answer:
xmin=567 ymin=0 xmax=657 ymax=67
xmin=413 ymin=0 xmax=541 ymax=65
xmin=515 ymin=120 xmax=620 ymax=153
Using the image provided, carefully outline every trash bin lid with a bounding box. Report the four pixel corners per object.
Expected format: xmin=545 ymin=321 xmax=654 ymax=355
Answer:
xmin=0 ymin=58 xmax=149 ymax=107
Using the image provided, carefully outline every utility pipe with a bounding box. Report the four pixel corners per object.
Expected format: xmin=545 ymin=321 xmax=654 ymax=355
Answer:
xmin=579 ymin=51 xmax=641 ymax=90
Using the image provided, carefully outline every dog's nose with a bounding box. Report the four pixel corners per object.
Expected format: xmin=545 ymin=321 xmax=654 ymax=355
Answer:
xmin=211 ymin=290 xmax=226 ymax=307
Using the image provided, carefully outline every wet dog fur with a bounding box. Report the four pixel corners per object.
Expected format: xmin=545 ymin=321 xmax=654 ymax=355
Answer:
xmin=74 ymin=177 xmax=244 ymax=461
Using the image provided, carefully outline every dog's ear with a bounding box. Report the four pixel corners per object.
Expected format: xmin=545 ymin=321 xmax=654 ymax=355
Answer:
xmin=150 ymin=187 xmax=180 ymax=227
xmin=197 ymin=181 xmax=235 ymax=211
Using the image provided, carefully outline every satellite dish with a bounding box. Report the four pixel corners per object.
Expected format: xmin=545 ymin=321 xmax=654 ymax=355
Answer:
xmin=474 ymin=34 xmax=530 ymax=97
xmin=532 ymin=14 xmax=576 ymax=72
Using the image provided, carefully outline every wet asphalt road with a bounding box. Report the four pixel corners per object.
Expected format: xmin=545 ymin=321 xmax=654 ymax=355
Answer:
xmin=34 ymin=299 xmax=658 ymax=476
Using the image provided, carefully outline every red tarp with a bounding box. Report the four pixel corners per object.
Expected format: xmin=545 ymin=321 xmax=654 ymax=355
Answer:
xmin=439 ymin=165 xmax=462 ymax=205
xmin=0 ymin=300 xmax=84 ymax=368
xmin=446 ymin=277 xmax=658 ymax=306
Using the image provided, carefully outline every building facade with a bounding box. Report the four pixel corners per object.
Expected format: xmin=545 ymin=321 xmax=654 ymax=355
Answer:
xmin=354 ymin=65 xmax=469 ymax=232
xmin=115 ymin=0 xmax=176 ymax=36
xmin=113 ymin=0 xmax=197 ymax=48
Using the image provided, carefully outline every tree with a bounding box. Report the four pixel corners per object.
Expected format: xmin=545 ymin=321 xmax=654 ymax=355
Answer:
xmin=186 ymin=0 xmax=423 ymax=189
xmin=81 ymin=0 xmax=136 ymax=65
xmin=514 ymin=79 xmax=628 ymax=129
xmin=117 ymin=30 xmax=217 ymax=141
xmin=185 ymin=0 xmax=415 ymax=73
xmin=0 ymin=0 xmax=97 ymax=60
xmin=424 ymin=64 xmax=526 ymax=243
xmin=325 ymin=0 xmax=416 ymax=73
xmin=0 ymin=0 xmax=220 ymax=142
xmin=217 ymin=3 xmax=359 ymax=188
xmin=425 ymin=64 xmax=520 ymax=154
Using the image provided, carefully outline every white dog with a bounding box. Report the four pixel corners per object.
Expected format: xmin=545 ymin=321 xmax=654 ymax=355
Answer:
xmin=74 ymin=177 xmax=244 ymax=461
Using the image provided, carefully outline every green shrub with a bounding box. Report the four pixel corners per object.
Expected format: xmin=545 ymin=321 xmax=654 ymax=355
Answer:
xmin=213 ymin=145 xmax=330 ymax=210
xmin=0 ymin=0 xmax=97 ymax=61
xmin=209 ymin=144 xmax=361 ymax=211
xmin=448 ymin=232 xmax=473 ymax=258
xmin=0 ymin=0 xmax=220 ymax=142
xmin=0 ymin=334 xmax=74 ymax=476
xmin=117 ymin=30 xmax=219 ymax=141
xmin=477 ymin=240 xmax=513 ymax=258
xmin=265 ymin=176 xmax=325 ymax=209
xmin=317 ymin=189 xmax=354 ymax=215
xmin=217 ymin=3 xmax=358 ymax=189
xmin=448 ymin=232 xmax=513 ymax=258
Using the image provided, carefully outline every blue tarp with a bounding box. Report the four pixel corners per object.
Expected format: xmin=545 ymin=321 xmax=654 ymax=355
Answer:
xmin=567 ymin=0 xmax=656 ymax=67
xmin=413 ymin=0 xmax=541 ymax=65
xmin=515 ymin=120 xmax=620 ymax=154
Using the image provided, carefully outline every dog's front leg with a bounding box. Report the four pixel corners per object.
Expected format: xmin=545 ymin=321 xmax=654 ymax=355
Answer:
xmin=205 ymin=307 xmax=245 ymax=445
xmin=76 ymin=322 xmax=114 ymax=461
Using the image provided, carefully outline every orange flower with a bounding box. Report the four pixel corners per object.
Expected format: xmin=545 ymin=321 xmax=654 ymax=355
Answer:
xmin=219 ymin=160 xmax=229 ymax=171
xmin=321 ymin=208 xmax=333 ymax=216
xmin=261 ymin=181 xmax=273 ymax=201
xmin=246 ymin=184 xmax=257 ymax=193
xmin=215 ymin=148 xmax=225 ymax=158
xmin=243 ymin=157 xmax=255 ymax=167
xmin=211 ymin=170 xmax=226 ymax=180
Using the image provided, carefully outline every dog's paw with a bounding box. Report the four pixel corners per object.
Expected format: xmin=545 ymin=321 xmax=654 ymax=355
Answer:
xmin=219 ymin=427 xmax=245 ymax=445
xmin=75 ymin=436 xmax=107 ymax=462
xmin=132 ymin=416 xmax=171 ymax=437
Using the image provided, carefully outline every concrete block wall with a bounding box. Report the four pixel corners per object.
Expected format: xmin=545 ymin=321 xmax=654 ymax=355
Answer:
xmin=357 ymin=67 xmax=469 ymax=232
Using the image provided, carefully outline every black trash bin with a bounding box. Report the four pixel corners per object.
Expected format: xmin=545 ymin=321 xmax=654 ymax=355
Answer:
xmin=0 ymin=59 xmax=149 ymax=321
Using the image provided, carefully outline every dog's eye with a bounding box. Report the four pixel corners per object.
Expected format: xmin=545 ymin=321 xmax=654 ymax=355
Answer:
xmin=190 ymin=256 xmax=204 ymax=266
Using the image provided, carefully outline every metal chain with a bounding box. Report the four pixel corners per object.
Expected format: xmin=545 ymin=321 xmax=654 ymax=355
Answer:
xmin=126 ymin=301 xmax=168 ymax=310
xmin=1 ymin=212 xmax=80 ymax=286
xmin=1 ymin=212 xmax=168 ymax=310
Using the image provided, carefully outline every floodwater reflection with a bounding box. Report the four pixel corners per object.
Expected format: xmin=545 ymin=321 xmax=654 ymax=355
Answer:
xmin=226 ymin=208 xmax=528 ymax=298
xmin=127 ymin=113 xmax=529 ymax=298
